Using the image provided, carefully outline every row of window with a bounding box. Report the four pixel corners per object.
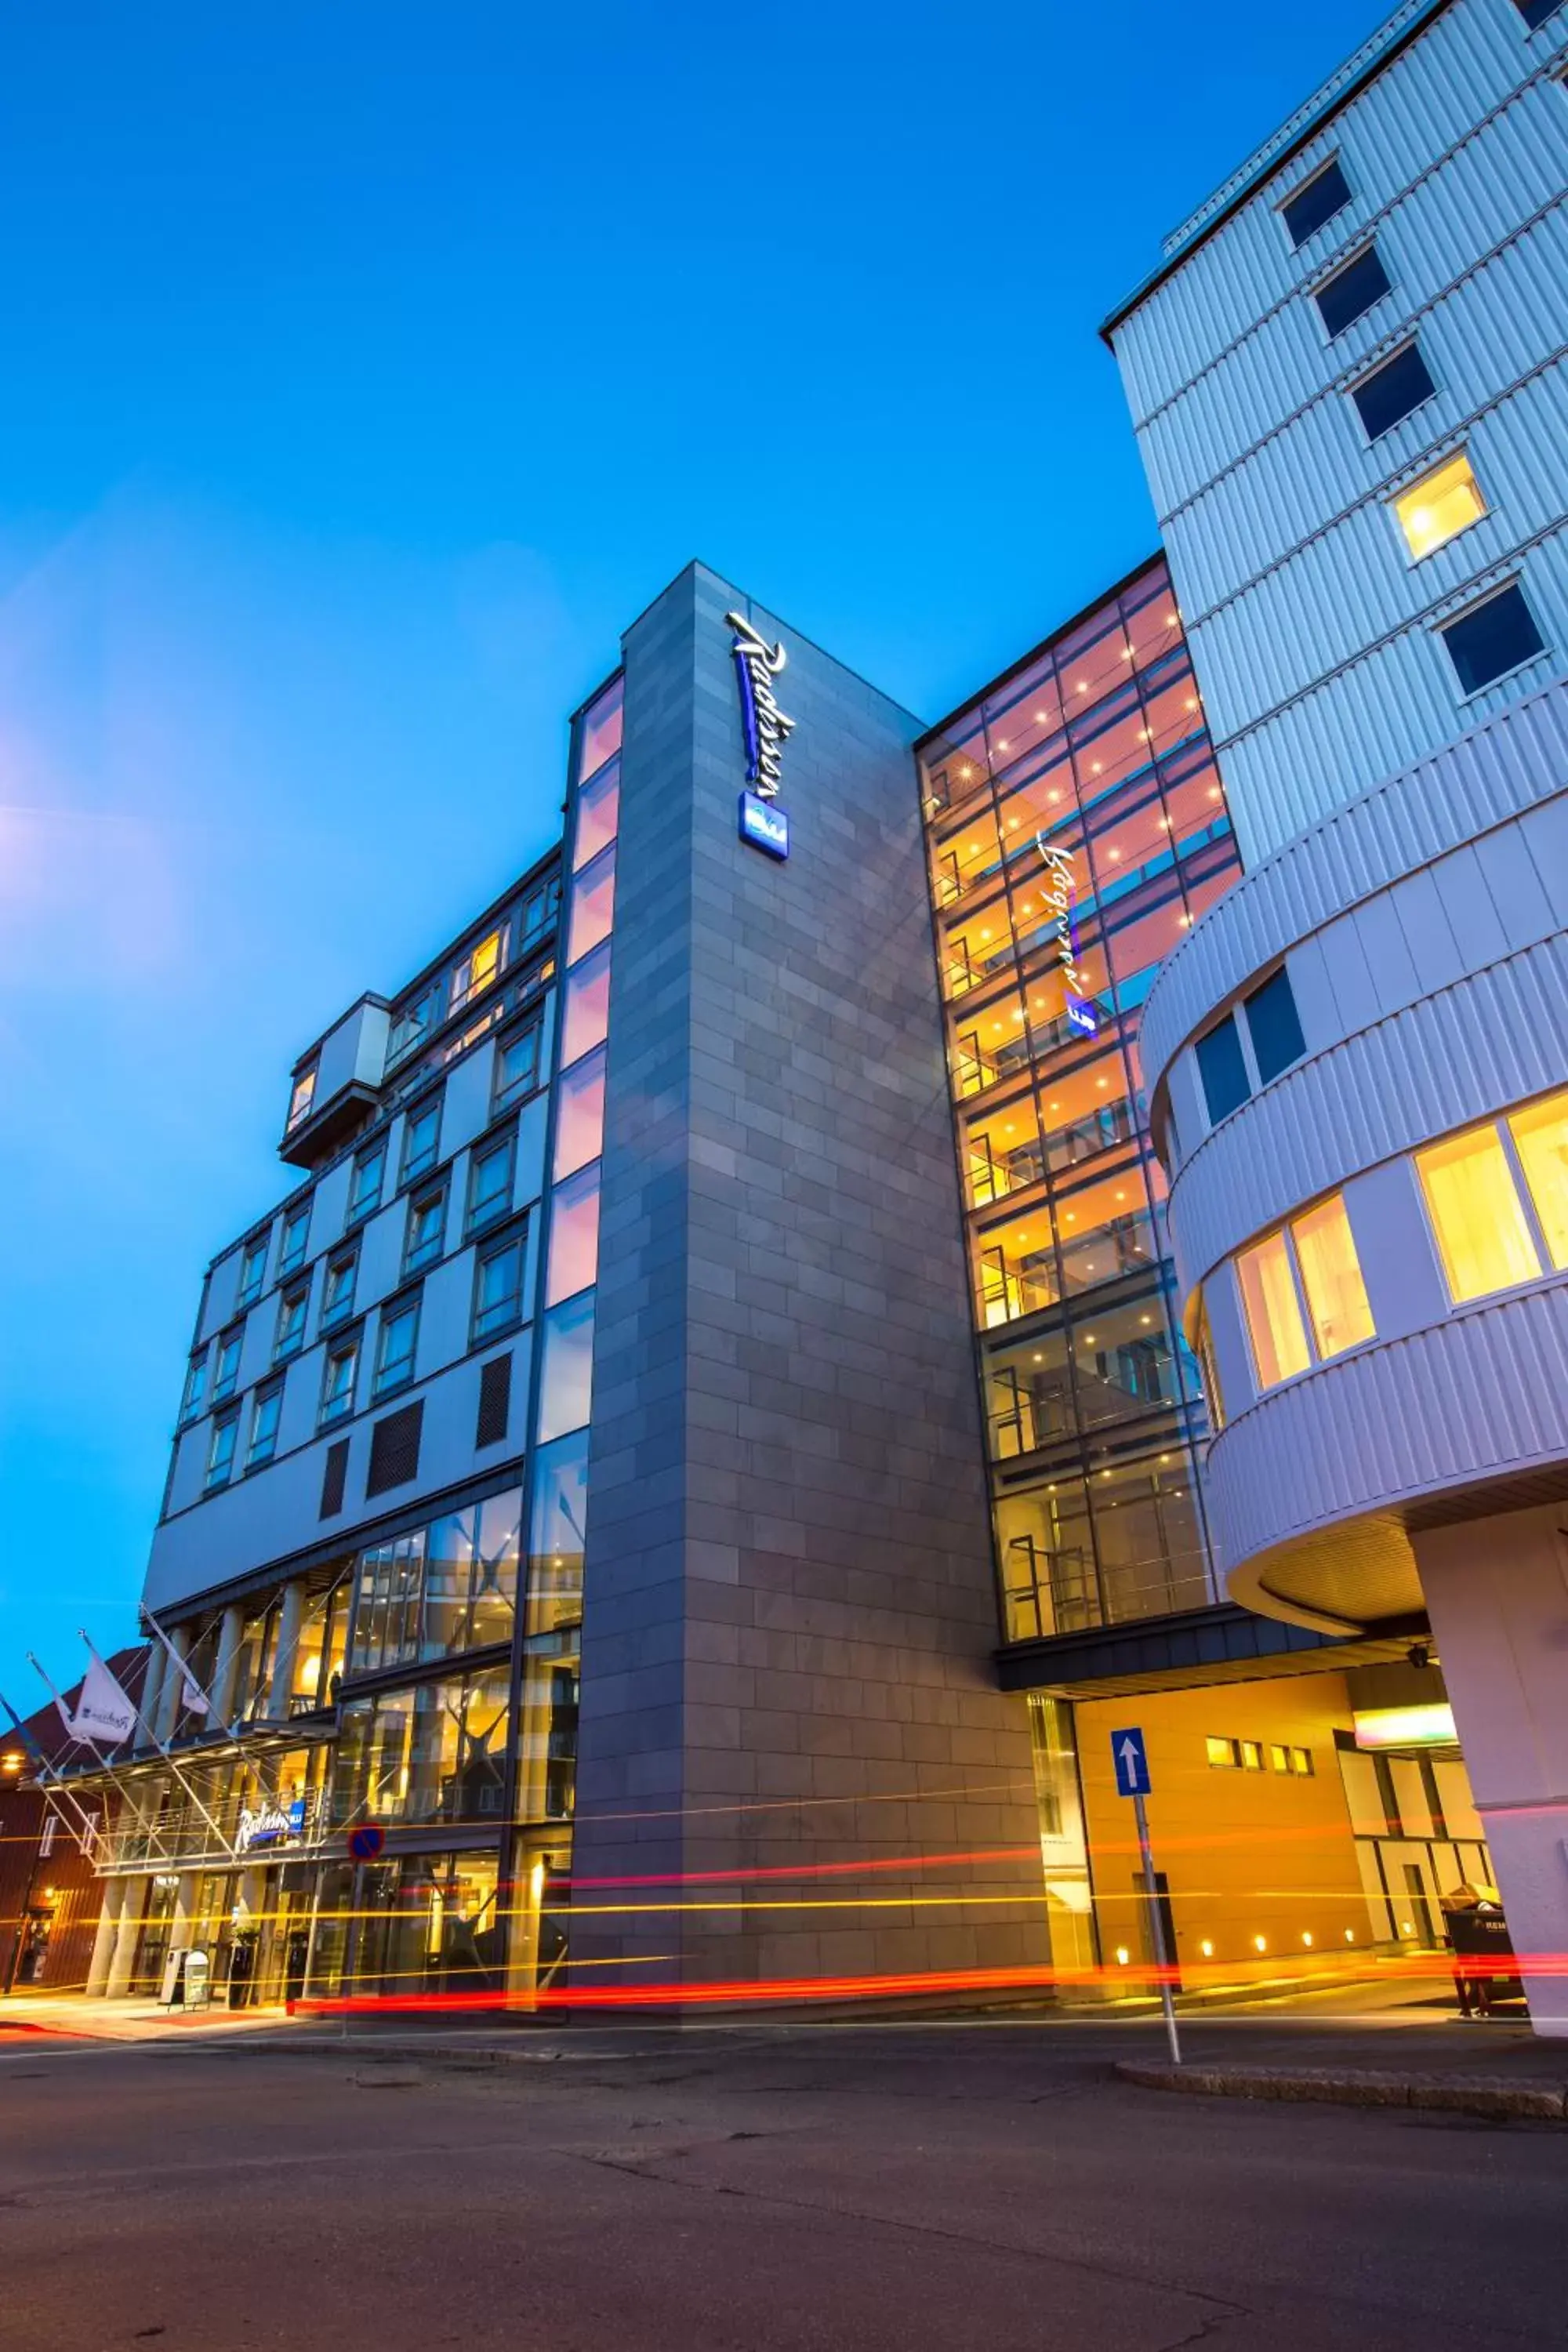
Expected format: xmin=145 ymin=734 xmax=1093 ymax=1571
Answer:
xmin=384 ymin=874 xmax=558 ymax=1075
xmin=1207 ymin=1735 xmax=1315 ymax=1776
xmin=1209 ymin=1084 xmax=1568 ymax=1412
xmin=201 ymin=1217 xmax=531 ymax=1493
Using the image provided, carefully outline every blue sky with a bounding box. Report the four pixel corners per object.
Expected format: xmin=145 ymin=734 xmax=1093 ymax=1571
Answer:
xmin=0 ymin=0 xmax=1382 ymax=1708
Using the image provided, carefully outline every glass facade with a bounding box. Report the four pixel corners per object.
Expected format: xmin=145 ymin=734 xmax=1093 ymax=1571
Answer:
xmin=919 ymin=558 xmax=1238 ymax=1644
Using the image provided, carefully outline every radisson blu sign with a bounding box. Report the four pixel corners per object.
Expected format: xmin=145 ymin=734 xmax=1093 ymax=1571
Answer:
xmin=728 ymin=610 xmax=794 ymax=862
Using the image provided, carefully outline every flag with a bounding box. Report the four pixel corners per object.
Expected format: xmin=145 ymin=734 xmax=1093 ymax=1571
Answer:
xmin=69 ymin=1654 xmax=138 ymax=1746
xmin=180 ymin=1668 xmax=210 ymax=1719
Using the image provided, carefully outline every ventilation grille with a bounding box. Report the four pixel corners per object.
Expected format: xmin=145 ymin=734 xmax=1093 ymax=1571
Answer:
xmin=319 ymin=1439 xmax=349 ymax=1519
xmin=476 ymin=1353 xmax=512 ymax=1448
xmin=365 ymin=1401 xmax=423 ymax=1497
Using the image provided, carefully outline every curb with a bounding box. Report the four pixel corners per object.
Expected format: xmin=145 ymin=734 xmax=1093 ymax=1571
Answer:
xmin=1115 ymin=2060 xmax=1568 ymax=2121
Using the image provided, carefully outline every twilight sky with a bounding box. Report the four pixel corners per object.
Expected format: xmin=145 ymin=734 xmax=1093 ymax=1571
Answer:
xmin=0 ymin=0 xmax=1381 ymax=1708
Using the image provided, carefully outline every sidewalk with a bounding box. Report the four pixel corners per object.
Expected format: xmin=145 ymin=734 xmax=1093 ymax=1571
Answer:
xmin=0 ymin=1993 xmax=292 ymax=2042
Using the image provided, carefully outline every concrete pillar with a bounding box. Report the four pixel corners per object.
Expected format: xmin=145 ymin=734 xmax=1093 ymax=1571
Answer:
xmin=104 ymin=1878 xmax=144 ymax=1999
xmin=171 ymin=1871 xmax=199 ymax=1951
xmin=154 ymin=1629 xmax=191 ymax=1742
xmin=266 ymin=1581 xmax=307 ymax=1721
xmin=211 ymin=1606 xmax=246 ymax=1726
xmin=139 ymin=1640 xmax=166 ymax=1751
xmin=84 ymin=1878 xmax=127 ymax=1997
xmin=1414 ymin=1504 xmax=1568 ymax=2039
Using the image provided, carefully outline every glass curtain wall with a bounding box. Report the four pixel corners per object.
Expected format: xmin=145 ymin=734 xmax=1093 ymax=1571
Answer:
xmin=920 ymin=561 xmax=1238 ymax=1642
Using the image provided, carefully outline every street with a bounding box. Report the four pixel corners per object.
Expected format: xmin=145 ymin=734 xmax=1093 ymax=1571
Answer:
xmin=2 ymin=2020 xmax=1564 ymax=2350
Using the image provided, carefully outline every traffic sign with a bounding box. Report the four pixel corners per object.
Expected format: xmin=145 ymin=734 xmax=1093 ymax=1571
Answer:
xmin=1110 ymin=1726 xmax=1151 ymax=1798
xmin=347 ymin=1823 xmax=385 ymax=1864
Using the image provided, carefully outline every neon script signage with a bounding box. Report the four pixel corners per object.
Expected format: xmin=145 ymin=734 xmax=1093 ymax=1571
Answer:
xmin=1036 ymin=837 xmax=1099 ymax=1037
xmin=727 ymin=612 xmax=794 ymax=799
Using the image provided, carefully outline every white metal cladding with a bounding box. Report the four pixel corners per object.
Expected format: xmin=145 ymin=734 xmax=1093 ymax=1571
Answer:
xmin=1165 ymin=924 xmax=1568 ymax=1290
xmin=1112 ymin=0 xmax=1553 ymax=433
xmin=1204 ymin=1277 xmax=1568 ymax=1571
xmin=1139 ymin=680 xmax=1568 ymax=1100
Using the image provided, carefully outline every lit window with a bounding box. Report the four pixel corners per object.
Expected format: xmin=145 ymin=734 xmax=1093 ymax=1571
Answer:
xmin=1508 ymin=1094 xmax=1568 ymax=1269
xmin=1206 ymin=1735 xmax=1239 ymax=1769
xmin=451 ymin=928 xmax=505 ymax=1014
xmin=321 ymin=1250 xmax=358 ymax=1328
xmin=1416 ymin=1123 xmax=1541 ymax=1301
xmin=1279 ymin=157 xmax=1351 ymax=248
xmin=274 ymin=1284 xmax=309 ymax=1363
xmin=374 ymin=1292 xmax=421 ymax=1399
xmin=1350 ymin=343 xmax=1436 ymax=440
xmin=1236 ymin=1231 xmax=1312 ymax=1388
xmin=473 ymin=1225 xmax=528 ymax=1342
xmin=287 ymin=1068 xmax=317 ymax=1131
xmin=466 ymin=1128 xmax=517 ymax=1236
xmin=1290 ymin=1195 xmax=1374 ymax=1360
xmin=1196 ymin=1013 xmax=1250 ymax=1125
xmin=279 ymin=1200 xmax=310 ymax=1275
xmin=237 ymin=1234 xmax=268 ymax=1306
xmin=247 ymin=1381 xmax=284 ymax=1471
xmin=1439 ymin=583 xmax=1545 ymax=696
xmin=320 ymin=1338 xmax=358 ymax=1425
xmin=401 ymin=1093 xmax=443 ymax=1185
xmin=348 ymin=1140 xmax=387 ymax=1225
xmin=1314 ymin=243 xmax=1390 ymax=336
xmin=1269 ymin=1744 xmax=1290 ymax=1773
xmin=493 ymin=1019 xmax=542 ymax=1113
xmin=1239 ymin=1740 xmax=1264 ymax=1772
xmin=205 ymin=1411 xmax=239 ymax=1491
xmin=404 ymin=1188 xmax=447 ymax=1277
xmin=1291 ymin=1748 xmax=1315 ymax=1777
xmin=1393 ymin=451 xmax=1486 ymax=562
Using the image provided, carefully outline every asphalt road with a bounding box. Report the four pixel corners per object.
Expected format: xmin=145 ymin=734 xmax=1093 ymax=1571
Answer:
xmin=2 ymin=2020 xmax=1563 ymax=2352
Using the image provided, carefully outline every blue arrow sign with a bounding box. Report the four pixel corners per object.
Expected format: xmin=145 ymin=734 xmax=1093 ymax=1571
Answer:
xmin=1110 ymin=1726 xmax=1151 ymax=1798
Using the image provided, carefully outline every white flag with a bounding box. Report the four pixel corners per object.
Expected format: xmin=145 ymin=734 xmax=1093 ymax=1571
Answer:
xmin=180 ymin=1668 xmax=210 ymax=1719
xmin=70 ymin=1655 xmax=138 ymax=1745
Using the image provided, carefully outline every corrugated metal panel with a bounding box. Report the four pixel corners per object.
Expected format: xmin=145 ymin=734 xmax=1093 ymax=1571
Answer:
xmin=1112 ymin=0 xmax=1545 ymax=428
xmin=1206 ymin=1279 xmax=1568 ymax=1570
xmin=1140 ymin=680 xmax=1568 ymax=1092
xmin=1167 ymin=924 xmax=1568 ymax=1288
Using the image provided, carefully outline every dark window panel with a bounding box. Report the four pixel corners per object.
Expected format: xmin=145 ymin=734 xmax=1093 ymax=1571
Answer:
xmin=1515 ymin=0 xmax=1563 ymax=30
xmin=320 ymin=1439 xmax=350 ymax=1518
xmin=477 ymin=1353 xmax=513 ymax=1448
xmin=1281 ymin=158 xmax=1352 ymax=247
xmin=1439 ymin=584 xmax=1546 ymax=695
xmin=1243 ymin=967 xmax=1307 ymax=1085
xmin=366 ymin=1402 xmax=423 ymax=1497
xmin=1314 ymin=244 xmax=1391 ymax=336
xmin=1196 ymin=1014 xmax=1251 ymax=1126
xmin=1351 ymin=343 xmax=1436 ymax=439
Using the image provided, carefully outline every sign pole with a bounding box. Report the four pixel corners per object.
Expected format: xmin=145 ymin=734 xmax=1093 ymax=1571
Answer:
xmin=1133 ymin=1788 xmax=1181 ymax=2067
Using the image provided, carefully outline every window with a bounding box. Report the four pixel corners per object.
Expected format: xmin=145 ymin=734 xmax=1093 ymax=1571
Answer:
xmin=1392 ymin=450 xmax=1486 ymax=562
xmin=374 ymin=1290 xmax=421 ymax=1399
xmin=401 ymin=1092 xmax=442 ymax=1186
xmin=554 ymin=1044 xmax=606 ymax=1180
xmin=1509 ymin=1095 xmax=1568 ymax=1269
xmin=546 ymin=1163 xmax=601 ymax=1305
xmin=517 ymin=873 xmax=561 ymax=953
xmin=1291 ymin=1194 xmax=1374 ymax=1359
xmin=321 ymin=1248 xmax=358 ymax=1327
xmin=181 ymin=1348 xmax=208 ymax=1421
xmin=1280 ymin=157 xmax=1352 ymax=247
xmin=404 ymin=1187 xmax=447 ymax=1277
xmin=212 ymin=1326 xmax=243 ymax=1403
xmin=1239 ymin=1740 xmax=1264 ymax=1772
xmin=561 ymin=939 xmax=611 ymax=1065
xmin=536 ymin=1290 xmax=595 ymax=1443
xmin=347 ymin=1139 xmax=387 ymax=1225
xmin=1290 ymin=1747 xmax=1315 ymax=1777
xmin=247 ymin=1381 xmax=284 ymax=1472
xmin=1269 ymin=1744 xmax=1290 ymax=1774
xmin=1243 ymin=967 xmax=1305 ymax=1086
xmin=286 ymin=1067 xmax=317 ymax=1131
xmin=1236 ymin=1231 xmax=1312 ymax=1388
xmin=205 ymin=1410 xmax=239 ymax=1491
xmin=579 ymin=677 xmax=623 ymax=780
xmin=1417 ymin=1123 xmax=1542 ymax=1301
xmin=466 ymin=1127 xmax=517 ymax=1236
xmin=574 ymin=753 xmax=620 ymax=869
xmin=236 ymin=1234 xmax=268 ymax=1306
xmin=274 ymin=1283 xmax=309 ymax=1363
xmin=1514 ymin=0 xmax=1563 ymax=28
xmin=451 ymin=927 xmax=505 ymax=1014
xmin=279 ymin=1200 xmax=311 ymax=1275
xmin=473 ymin=1224 xmax=528 ymax=1342
xmin=493 ymin=1019 xmax=542 ymax=1113
xmin=1190 ymin=1290 xmax=1225 ymax=1432
xmin=1314 ymin=243 xmax=1390 ymax=336
xmin=1196 ymin=1013 xmax=1250 ymax=1124
xmin=387 ymin=982 xmax=441 ymax=1065
xmin=320 ymin=1334 xmax=359 ymax=1426
xmin=567 ymin=844 xmax=615 ymax=966
xmin=1439 ymin=583 xmax=1545 ymax=696
xmin=1350 ymin=342 xmax=1436 ymax=440
xmin=1206 ymin=1736 xmax=1240 ymax=1769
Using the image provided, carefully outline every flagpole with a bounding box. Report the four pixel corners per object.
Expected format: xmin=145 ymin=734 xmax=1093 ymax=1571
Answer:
xmin=143 ymin=1611 xmax=230 ymax=1738
xmin=78 ymin=1634 xmax=237 ymax=1864
xmin=27 ymin=1651 xmax=174 ymax=1867
xmin=0 ymin=1689 xmax=106 ymax=1847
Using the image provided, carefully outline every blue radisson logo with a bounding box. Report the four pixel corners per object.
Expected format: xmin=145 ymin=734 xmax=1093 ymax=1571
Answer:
xmin=728 ymin=609 xmax=794 ymax=861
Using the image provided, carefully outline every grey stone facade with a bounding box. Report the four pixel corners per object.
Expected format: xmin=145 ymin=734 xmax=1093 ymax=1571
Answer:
xmin=572 ymin=563 xmax=1047 ymax=1991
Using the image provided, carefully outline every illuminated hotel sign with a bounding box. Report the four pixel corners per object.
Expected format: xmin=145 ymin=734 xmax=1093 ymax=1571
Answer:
xmin=728 ymin=611 xmax=794 ymax=861
xmin=238 ymin=1797 xmax=307 ymax=1850
xmin=1352 ymin=1703 xmax=1458 ymax=1750
xmin=1036 ymin=837 xmax=1099 ymax=1036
